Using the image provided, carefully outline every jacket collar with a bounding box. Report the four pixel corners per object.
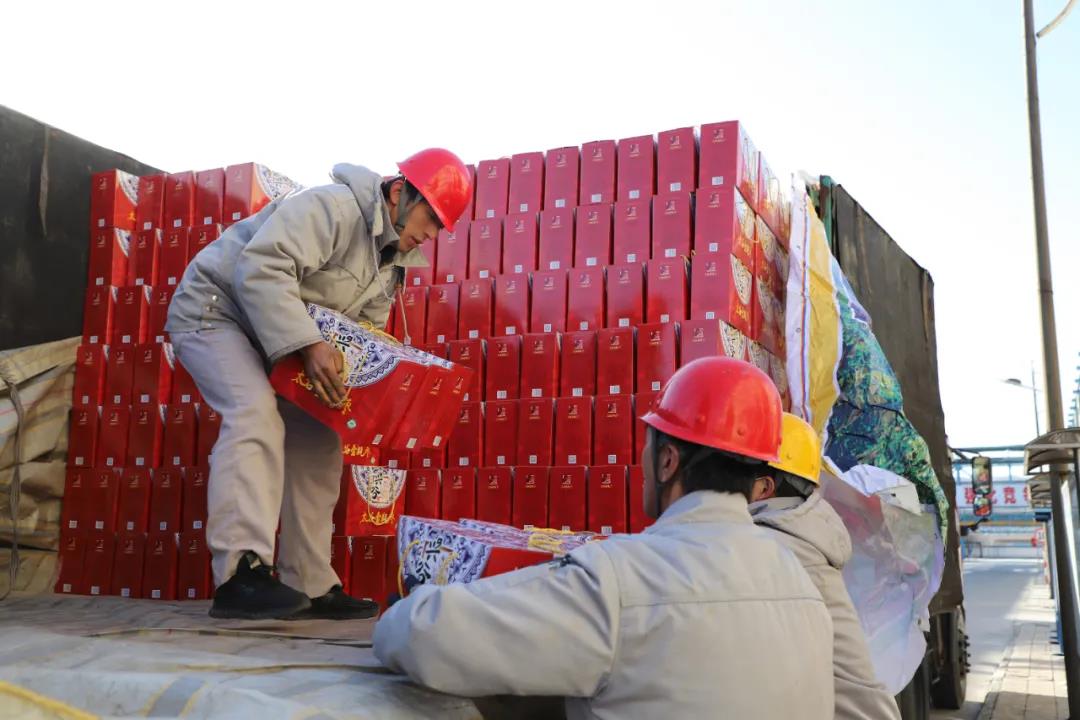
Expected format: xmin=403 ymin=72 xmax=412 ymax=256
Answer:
xmin=646 ymin=490 xmax=753 ymax=532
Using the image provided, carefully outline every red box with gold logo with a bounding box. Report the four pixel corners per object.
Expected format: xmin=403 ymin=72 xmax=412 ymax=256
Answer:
xmin=197 ymin=403 xmax=222 ymax=463
xmin=646 ymin=258 xmax=689 ymax=324
xmin=128 ymin=229 xmax=161 ymax=287
xmin=143 ymin=531 xmax=179 ymax=600
xmin=162 ymin=403 xmax=197 ymax=468
xmin=544 ymin=147 xmax=579 ymax=210
xmin=426 ymin=283 xmax=460 ymax=344
xmin=508 ymin=152 xmax=544 ymax=214
xmin=87 ymin=227 xmax=131 ymax=288
xmin=588 ymin=465 xmax=628 ymax=535
xmin=567 ymin=266 xmax=605 ymax=332
xmin=636 ymin=322 xmax=677 ymax=393
xmin=118 ymin=467 xmax=152 ymax=533
xmin=73 ymin=344 xmax=107 ymax=407
xmin=149 ymin=468 xmax=183 ymax=533
xmin=223 ymin=163 xmax=299 ymax=224
xmin=165 ymin=171 xmax=196 ymax=230
xmin=182 ymin=466 xmax=210 ymax=532
xmin=559 ymin=330 xmax=597 ymax=397
xmin=177 ymin=530 xmax=212 ymax=600
xmin=617 ymin=135 xmax=656 ymax=202
xmin=85 ymin=468 xmax=121 ymax=532
xmin=486 ymin=335 xmax=522 ymax=401
xmin=574 ymin=204 xmax=613 ymax=268
xmin=194 ymin=168 xmax=225 ymax=226
xmin=84 ymin=531 xmax=116 ymax=597
xmin=469 ymin=219 xmax=503 ymax=280
xmin=435 ymin=225 xmax=469 ymax=284
xmin=393 ymin=286 xmax=428 ymax=345
xmin=448 ymin=338 xmax=484 ymax=401
xmin=187 ymin=223 xmax=222 ymax=263
xmin=594 ymin=396 xmax=633 ymax=466
xmin=158 ymin=227 xmax=189 ymax=287
xmin=406 ymin=469 xmax=441 ymax=518
xmin=441 ymin=468 xmax=477 ymax=521
xmin=405 ymin=241 xmax=436 ymax=288
xmin=350 ymin=535 xmax=393 ymax=613
xmin=634 ymin=392 xmax=659 ymax=459
xmin=516 ymin=398 xmax=554 ymax=466
xmin=494 ymin=273 xmax=529 ymax=336
xmin=61 ymin=469 xmax=89 ymax=532
xmin=694 ymin=186 xmax=755 ymax=263
xmin=605 ymin=263 xmax=644 ymax=329
xmin=520 ymin=333 xmax=560 ymax=398
xmin=477 ymin=467 xmax=513 ymax=524
xmin=597 ymin=327 xmax=634 ymax=396
xmin=503 ymin=212 xmax=538 ymax=274
xmin=82 ymin=286 xmax=116 ymax=345
xmin=97 ymin=406 xmax=130 ymax=469
xmin=512 ymin=467 xmax=550 ymax=528
xmin=113 ymin=285 xmax=152 ymax=345
xmin=111 ymin=531 xmax=146 ymax=598
xmin=539 ymin=208 xmax=574 ymax=271
xmin=458 ymin=278 xmax=493 ymax=340
xmin=699 ymin=121 xmax=758 ymax=206
xmin=690 ymin=253 xmax=753 ymax=337
xmin=475 ymin=158 xmax=511 ymax=221
xmin=613 ymin=199 xmax=651 ymax=264
xmin=133 ymin=342 xmax=174 ymax=405
xmin=448 ymin=402 xmax=484 ymax=468
xmin=148 ymin=287 xmax=174 ymax=343
xmin=529 ymin=269 xmax=567 ymax=333
xmin=555 ymin=396 xmax=593 ymax=466
xmin=483 ymin=400 xmax=519 ymax=466
xmin=343 ymin=465 xmax=408 ymax=537
xmin=127 ymin=403 xmax=164 ymax=469
xmin=579 ymin=140 xmax=617 ymax=206
xmin=68 ymin=407 xmax=99 ymax=468
xmin=652 ymin=192 xmax=692 ymax=259
xmin=549 ymin=466 xmax=587 ymax=531
xmin=136 ymin=173 xmax=166 ymax=231
xmin=56 ymin=530 xmax=86 ymax=594
xmin=657 ymin=127 xmax=697 ymax=195
xmin=91 ymin=169 xmax=138 ymax=231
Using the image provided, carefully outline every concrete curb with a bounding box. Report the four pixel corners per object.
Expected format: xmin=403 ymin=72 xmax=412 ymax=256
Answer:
xmin=975 ymin=620 xmax=1024 ymax=720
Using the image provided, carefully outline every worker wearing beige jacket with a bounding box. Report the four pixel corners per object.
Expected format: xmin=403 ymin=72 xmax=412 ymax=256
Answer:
xmin=375 ymin=358 xmax=835 ymax=719
xmin=166 ymin=149 xmax=472 ymax=620
xmin=750 ymin=413 xmax=902 ymax=719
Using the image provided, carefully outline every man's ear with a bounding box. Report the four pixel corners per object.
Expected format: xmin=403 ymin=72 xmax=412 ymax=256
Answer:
xmin=387 ymin=179 xmax=404 ymax=210
xmin=658 ymin=443 xmax=680 ymax=485
xmin=752 ymin=475 xmax=778 ymax=502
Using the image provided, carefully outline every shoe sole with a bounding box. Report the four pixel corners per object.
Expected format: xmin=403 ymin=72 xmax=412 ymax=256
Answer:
xmin=208 ymin=600 xmax=311 ymax=621
xmin=286 ymin=609 xmax=380 ymax=621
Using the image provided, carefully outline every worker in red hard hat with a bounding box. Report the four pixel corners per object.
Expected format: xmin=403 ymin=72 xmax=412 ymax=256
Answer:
xmin=166 ymin=149 xmax=472 ymax=620
xmin=374 ymin=357 xmax=835 ymax=718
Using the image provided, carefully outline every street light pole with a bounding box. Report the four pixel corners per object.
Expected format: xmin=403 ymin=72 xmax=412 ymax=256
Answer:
xmin=1032 ymin=365 xmax=1042 ymax=436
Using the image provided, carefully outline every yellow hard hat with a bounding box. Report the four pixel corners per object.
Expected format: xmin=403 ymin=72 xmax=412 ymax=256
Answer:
xmin=768 ymin=413 xmax=822 ymax=485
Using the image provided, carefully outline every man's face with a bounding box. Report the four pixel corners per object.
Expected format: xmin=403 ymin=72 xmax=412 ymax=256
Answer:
xmin=397 ymin=199 xmax=441 ymax=253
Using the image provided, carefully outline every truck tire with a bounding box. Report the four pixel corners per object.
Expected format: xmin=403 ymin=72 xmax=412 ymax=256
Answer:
xmin=931 ymin=608 xmax=968 ymax=709
xmin=895 ymin=653 xmax=931 ymax=720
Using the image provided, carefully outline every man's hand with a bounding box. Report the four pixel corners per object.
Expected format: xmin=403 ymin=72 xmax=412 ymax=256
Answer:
xmin=300 ymin=341 xmax=347 ymax=407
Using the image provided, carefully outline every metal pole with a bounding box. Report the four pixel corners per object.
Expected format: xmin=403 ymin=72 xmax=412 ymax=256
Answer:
xmin=1034 ymin=365 xmax=1043 ymax=436
xmin=1025 ymin=0 xmax=1080 ymax=714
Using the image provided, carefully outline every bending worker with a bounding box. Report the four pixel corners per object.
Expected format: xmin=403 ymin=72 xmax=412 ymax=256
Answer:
xmin=374 ymin=357 xmax=835 ymax=719
xmin=166 ymin=149 xmax=471 ymax=620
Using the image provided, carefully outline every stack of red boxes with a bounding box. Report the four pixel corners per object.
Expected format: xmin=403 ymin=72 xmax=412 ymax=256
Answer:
xmin=63 ymin=122 xmax=793 ymax=606
xmin=62 ymin=163 xmax=298 ymax=600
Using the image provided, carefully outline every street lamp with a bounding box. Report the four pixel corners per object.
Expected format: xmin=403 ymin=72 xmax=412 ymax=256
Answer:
xmin=1004 ymin=374 xmax=1041 ymax=436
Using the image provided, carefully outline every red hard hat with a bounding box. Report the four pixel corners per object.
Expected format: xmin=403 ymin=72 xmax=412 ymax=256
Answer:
xmin=397 ymin=148 xmax=472 ymax=232
xmin=641 ymin=357 xmax=782 ymax=462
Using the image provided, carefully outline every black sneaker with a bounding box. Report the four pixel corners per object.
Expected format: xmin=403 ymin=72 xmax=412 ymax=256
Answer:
xmin=209 ymin=551 xmax=312 ymax=620
xmin=289 ymin=585 xmax=380 ymax=620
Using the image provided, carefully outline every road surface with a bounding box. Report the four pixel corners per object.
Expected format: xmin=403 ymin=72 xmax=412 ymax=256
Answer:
xmin=931 ymin=557 xmax=1047 ymax=719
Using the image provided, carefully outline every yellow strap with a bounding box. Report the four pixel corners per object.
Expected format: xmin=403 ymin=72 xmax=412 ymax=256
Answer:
xmin=0 ymin=679 xmax=98 ymax=720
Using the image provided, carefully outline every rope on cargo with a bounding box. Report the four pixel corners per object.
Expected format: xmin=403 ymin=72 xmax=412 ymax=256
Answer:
xmin=0 ymin=679 xmax=98 ymax=720
xmin=0 ymin=360 xmax=24 ymax=601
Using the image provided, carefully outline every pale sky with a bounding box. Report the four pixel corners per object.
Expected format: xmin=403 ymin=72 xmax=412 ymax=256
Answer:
xmin=5 ymin=0 xmax=1078 ymax=449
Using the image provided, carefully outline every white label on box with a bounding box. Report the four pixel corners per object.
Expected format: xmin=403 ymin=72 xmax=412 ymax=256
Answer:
xmin=89 ymin=336 xmax=99 ymax=344
xmin=134 ymin=280 xmax=144 ymax=288
xmin=373 ymin=433 xmax=384 ymax=444
xmin=80 ymin=395 xmax=89 ymax=405
xmin=411 ymin=277 xmax=420 ymax=286
xmin=68 ymin=520 xmax=77 ymax=529
xmin=75 ymin=456 xmax=85 ymax=465
xmin=627 ymin=253 xmax=637 ymax=262
xmin=407 ymin=437 xmax=417 ymax=449
xmin=602 ymin=524 xmax=613 ymax=535
xmin=155 ymin=335 xmax=165 ymax=343
xmin=629 ymin=190 xmax=640 ymax=200
xmin=619 ymin=318 xmax=630 ymax=328
xmin=437 ymin=334 xmax=446 ymax=343
xmin=423 ymin=459 xmax=432 ymax=467
xmin=544 ymin=323 xmax=553 ymax=333
xmin=591 ymin=193 xmax=602 ymax=203
xmin=568 ymin=454 xmax=578 ymax=464
xmin=114 ymin=395 xmax=122 ymax=404
xmin=122 ymin=334 xmax=132 ymax=344
xmin=143 ymin=221 xmax=152 ymax=231
xmin=140 ymin=394 xmax=150 ymax=403
xmin=665 ymin=248 xmax=677 ymax=258
xmin=519 ymin=203 xmax=528 ymax=212
xmin=172 ymin=456 xmax=180 ymax=466
xmin=433 ymin=435 xmax=443 ymax=447
xmin=549 ymin=261 xmax=561 ymax=270
xmin=711 ymin=176 xmax=724 ymax=186
xmin=188 ymin=589 xmax=196 ymax=599
xmin=507 ymin=326 xmax=517 ymax=335
xmin=610 ymin=385 xmax=621 ymax=394
xmin=195 ymin=520 xmax=203 ymax=529
xmin=91 ymin=586 xmax=101 ymax=595
xmin=479 ymin=270 xmax=490 ymax=279
xmin=106 ymin=458 xmax=114 ymax=467
xmin=96 ymin=520 xmax=104 ymax=530
xmin=586 ymin=257 xmax=597 ymax=267
xmin=555 ymin=199 xmax=566 ymax=208
xmin=203 ymin=216 xmax=213 ymax=225
xmin=497 ymin=455 xmax=506 ymax=465
xmin=652 ymin=381 xmax=661 ymax=391
xmin=572 ymin=388 xmax=583 ymax=397
xmin=459 ymin=457 xmax=469 ymax=466
xmin=182 ymin=394 xmax=192 ymax=403
xmin=159 ymin=522 xmax=167 ymax=531
xmin=95 ymin=278 xmax=104 ymax=286
xmin=525 ymin=524 xmax=536 ymax=531
xmin=121 ymin=588 xmax=130 ymax=598
xmin=670 ymin=182 xmax=682 ymax=192
xmin=497 ymin=390 xmax=507 ymax=399
xmin=152 ymin=589 xmax=162 ymax=599
xmin=561 ymin=525 xmax=571 ymax=531
xmin=173 ymin=219 xmax=182 ymax=228
xmin=63 ymin=583 xmax=72 ymax=592
xmin=389 ymin=459 xmax=399 ymax=468
xmin=126 ymin=521 xmax=134 ymax=531
xmin=469 ymin=330 xmax=479 ymax=339
xmin=579 ymin=321 xmax=589 ymax=331
xmin=446 ymin=274 xmax=456 ymax=283
xmin=529 ymin=454 xmax=538 ymax=464
xmin=514 ymin=264 xmax=523 ymax=273
xmin=169 ymin=278 xmax=177 ymax=286
xmin=607 ymin=454 xmax=617 ymax=463
xmin=463 ymin=393 xmax=471 ymax=401
xmin=531 ymin=388 xmax=542 ymax=398
xmin=709 ymin=242 xmax=719 ymax=252
xmin=486 ymin=210 xmax=495 ymax=219
xmin=705 ymin=311 xmax=716 ymax=320
xmin=661 ymin=313 xmax=670 ymax=323
xmin=232 ymin=211 xmax=242 ymax=220
xmin=97 ymin=219 xmax=105 ymax=228
xmin=136 ymin=458 xmax=145 ymax=467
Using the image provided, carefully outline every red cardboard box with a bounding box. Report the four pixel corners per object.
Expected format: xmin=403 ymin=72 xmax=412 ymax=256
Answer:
xmin=136 ymin=173 xmax=167 ymax=231
xmin=520 ymin=333 xmax=560 ymax=398
xmin=406 ymin=469 xmax=441 ymax=518
xmin=754 ymin=216 xmax=780 ymax=295
xmin=405 ymin=240 xmax=436 ymax=287
xmin=163 ymin=403 xmax=197 ymax=468
xmin=84 ymin=531 xmax=116 ymax=596
xmin=182 ymin=466 xmax=210 ymax=531
xmin=549 ymin=466 xmax=587 ymax=531
xmin=426 ymin=283 xmax=460 ymax=344
xmin=579 ymin=140 xmax=617 ymax=206
xmin=158 ymin=227 xmax=189 ymax=287
xmin=55 ymin=530 xmax=86 ymax=594
xmin=149 ymin=468 xmax=184 ymax=532
xmin=96 ymin=406 xmax=130 ymax=469
xmin=341 ymin=464 xmax=407 ymax=537
xmin=68 ymin=407 xmax=99 ymax=468
xmin=82 ymin=286 xmax=115 ymax=345
xmin=171 ymin=358 xmax=201 ymax=405
xmin=223 ymin=162 xmax=299 ymax=224
xmin=567 ymin=267 xmax=605 ymax=332
xmin=574 ymin=204 xmax=613 ymax=268
xmin=133 ymin=342 xmax=174 ymax=405
xmin=628 ymin=466 xmax=653 ymax=533
xmin=441 ymin=468 xmax=477 ymax=521
xmin=90 ymin=169 xmax=138 ymax=230
xmin=657 ymin=127 xmax=697 ymax=195
xmin=350 ymin=535 xmax=391 ymax=612
xmin=636 ymin=322 xmax=677 ymax=393
xmin=87 ymin=227 xmax=131 ymax=288
xmin=127 ymin=403 xmax=164 ymax=469
xmin=458 ymin=278 xmax=493 ymax=340
xmin=393 ymin=286 xmax=428 ymax=345
xmin=177 ymin=530 xmax=211 ymax=600
xmin=508 ymin=152 xmax=544 ymax=214
xmin=331 ymin=536 xmax=352 ymax=594
xmin=594 ymin=396 xmax=633 ymax=466
xmin=559 ymin=330 xmax=597 ymax=397
xmin=435 ymin=225 xmax=469 ymax=284
xmin=544 ymin=146 xmax=579 ymax=210
xmin=555 ymin=396 xmax=593 ymax=465
xmin=529 ymin=269 xmax=568 ymax=333
xmin=475 ymin=158 xmax=511 ymax=220
xmin=646 ymin=258 xmax=689 ymax=324
xmin=143 ymin=531 xmax=179 ymax=600
xmin=86 ymin=468 xmax=121 ymax=532
xmin=128 ymin=229 xmax=161 ymax=286
xmin=512 ymin=467 xmax=550 ymax=528
xmin=690 ymin=253 xmax=753 ymax=337
xmin=699 ymin=121 xmax=758 ymax=206
xmin=679 ymin=319 xmax=748 ymax=364
xmin=463 ymin=163 xmax=477 ymax=223
xmin=382 ymin=449 xmax=411 ymax=471
xmin=613 ymin=199 xmax=651 ymax=264
xmin=652 ymin=193 xmax=692 ymax=260
xmin=61 ymin=468 xmax=90 ymax=532
xmin=468 ymin=219 xmax=503 ymax=279
xmin=411 ymin=446 xmax=446 ymax=470
xmin=756 ymin=153 xmax=781 ymax=234
xmin=165 ymin=171 xmax=196 ymax=230
xmin=477 ymin=467 xmax=513 ymax=524
xmin=448 ymin=339 xmax=484 ymax=401
xmin=447 ymin=402 xmax=483 ymax=468
xmin=486 ymin=335 xmax=522 ymax=401
xmin=502 ymin=212 xmax=538 ymax=274
xmin=634 ymin=392 xmax=659 ymax=459
xmin=494 ymin=274 xmax=529 ymax=336
xmin=517 ymin=398 xmax=554 ymax=466
xmin=605 ymin=263 xmax=644 ymax=329
xmin=589 ymin=465 xmax=628 ymax=535
xmin=694 ymin=186 xmax=755 ymax=263
xmin=617 ymin=134 xmax=656 ymax=202
xmin=187 ymin=224 xmax=222 ymax=263
xmin=483 ymin=400 xmax=519 ymax=466
xmin=194 ymin=168 xmax=225 ymax=226
xmin=148 ymin=287 xmax=175 ymax=343
xmin=112 ymin=285 xmax=151 ymax=345
xmin=197 ymin=403 xmax=222 ymax=463
xmin=73 ymin=344 xmax=107 ymax=407
xmin=117 ymin=467 xmax=152 ymax=533
xmin=538 ymin=208 xmax=574 ymax=271
xmin=597 ymin=327 xmax=635 ymax=395
xmin=112 ymin=531 xmax=146 ymax=598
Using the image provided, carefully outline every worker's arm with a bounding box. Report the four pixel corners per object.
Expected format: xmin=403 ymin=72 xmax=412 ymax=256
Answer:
xmin=373 ymin=542 xmax=621 ymax=698
xmin=233 ymin=189 xmax=353 ymax=364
